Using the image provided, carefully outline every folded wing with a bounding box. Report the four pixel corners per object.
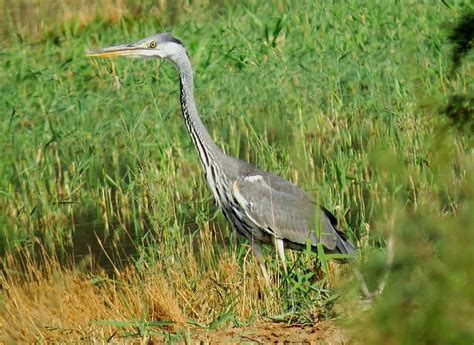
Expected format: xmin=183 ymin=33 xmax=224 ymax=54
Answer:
xmin=232 ymin=172 xmax=348 ymax=251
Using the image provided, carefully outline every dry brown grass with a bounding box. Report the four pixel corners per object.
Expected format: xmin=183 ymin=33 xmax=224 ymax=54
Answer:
xmin=0 ymin=237 xmax=347 ymax=342
xmin=0 ymin=258 xmax=184 ymax=342
xmin=0 ymin=243 xmax=279 ymax=342
xmin=0 ymin=0 xmax=210 ymax=42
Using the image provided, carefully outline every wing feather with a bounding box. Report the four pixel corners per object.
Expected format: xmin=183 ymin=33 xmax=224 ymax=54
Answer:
xmin=232 ymin=172 xmax=339 ymax=250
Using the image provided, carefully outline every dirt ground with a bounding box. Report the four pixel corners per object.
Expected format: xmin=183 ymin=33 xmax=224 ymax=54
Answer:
xmin=190 ymin=321 xmax=350 ymax=344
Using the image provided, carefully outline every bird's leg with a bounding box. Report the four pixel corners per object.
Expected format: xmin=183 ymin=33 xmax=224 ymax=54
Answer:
xmin=274 ymin=237 xmax=288 ymax=275
xmin=251 ymin=241 xmax=271 ymax=287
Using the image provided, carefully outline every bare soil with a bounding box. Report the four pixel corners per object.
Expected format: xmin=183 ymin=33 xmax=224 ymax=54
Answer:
xmin=188 ymin=321 xmax=350 ymax=344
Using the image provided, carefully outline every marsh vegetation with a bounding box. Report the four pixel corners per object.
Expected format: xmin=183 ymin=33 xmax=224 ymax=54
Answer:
xmin=0 ymin=1 xmax=472 ymax=343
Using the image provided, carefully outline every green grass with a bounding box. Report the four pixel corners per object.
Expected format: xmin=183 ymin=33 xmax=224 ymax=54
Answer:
xmin=0 ymin=0 xmax=473 ymax=343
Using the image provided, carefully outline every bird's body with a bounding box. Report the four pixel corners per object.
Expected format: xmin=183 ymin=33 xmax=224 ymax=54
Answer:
xmin=87 ymin=33 xmax=355 ymax=282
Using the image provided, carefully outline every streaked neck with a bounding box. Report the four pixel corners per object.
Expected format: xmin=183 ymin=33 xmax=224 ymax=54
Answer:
xmin=174 ymin=54 xmax=222 ymax=167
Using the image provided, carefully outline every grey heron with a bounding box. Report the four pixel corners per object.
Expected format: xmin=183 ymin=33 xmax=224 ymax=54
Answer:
xmin=86 ymin=33 xmax=356 ymax=284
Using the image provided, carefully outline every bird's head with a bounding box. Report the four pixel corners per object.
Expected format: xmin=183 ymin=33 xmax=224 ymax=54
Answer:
xmin=86 ymin=33 xmax=186 ymax=62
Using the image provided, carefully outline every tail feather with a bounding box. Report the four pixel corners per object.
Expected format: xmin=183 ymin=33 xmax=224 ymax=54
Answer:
xmin=327 ymin=232 xmax=357 ymax=263
xmin=336 ymin=234 xmax=356 ymax=255
xmin=320 ymin=205 xmax=356 ymax=258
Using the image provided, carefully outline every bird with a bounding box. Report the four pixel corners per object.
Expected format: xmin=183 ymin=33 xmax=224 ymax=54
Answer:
xmin=86 ymin=33 xmax=356 ymax=284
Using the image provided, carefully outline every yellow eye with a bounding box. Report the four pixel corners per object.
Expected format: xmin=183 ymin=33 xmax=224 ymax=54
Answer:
xmin=149 ymin=41 xmax=157 ymax=48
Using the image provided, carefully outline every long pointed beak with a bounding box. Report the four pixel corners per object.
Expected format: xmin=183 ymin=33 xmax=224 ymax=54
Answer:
xmin=85 ymin=44 xmax=141 ymax=58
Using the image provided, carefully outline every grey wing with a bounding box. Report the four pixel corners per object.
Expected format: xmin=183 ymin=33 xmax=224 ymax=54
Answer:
xmin=231 ymin=172 xmax=340 ymax=250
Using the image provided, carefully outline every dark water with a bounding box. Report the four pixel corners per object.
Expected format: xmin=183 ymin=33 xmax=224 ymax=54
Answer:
xmin=15 ymin=207 xmax=141 ymax=276
xmin=65 ymin=209 xmax=139 ymax=274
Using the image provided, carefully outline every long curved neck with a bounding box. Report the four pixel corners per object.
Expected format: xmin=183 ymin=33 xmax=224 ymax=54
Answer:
xmin=173 ymin=53 xmax=223 ymax=168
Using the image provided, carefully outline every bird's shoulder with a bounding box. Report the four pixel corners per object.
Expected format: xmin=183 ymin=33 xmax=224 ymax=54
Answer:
xmin=233 ymin=161 xmax=314 ymax=203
